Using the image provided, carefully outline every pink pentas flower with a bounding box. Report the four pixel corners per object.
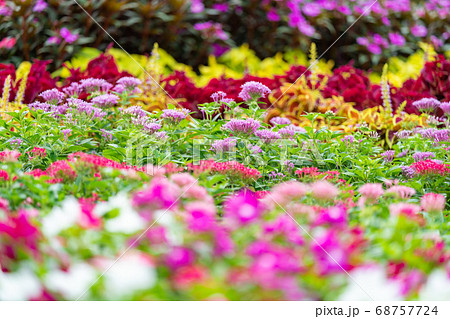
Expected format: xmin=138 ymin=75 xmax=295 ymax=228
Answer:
xmin=310 ymin=181 xmax=339 ymax=201
xmin=224 ymin=190 xmax=263 ymax=225
xmin=0 ymin=209 xmax=40 ymax=252
xmin=358 ymin=183 xmax=384 ymax=200
xmin=311 ymin=229 xmax=351 ymax=275
xmin=222 ymin=118 xmax=261 ymax=136
xmin=421 ymin=193 xmax=446 ymax=213
xmin=0 ymin=150 xmax=21 ymax=162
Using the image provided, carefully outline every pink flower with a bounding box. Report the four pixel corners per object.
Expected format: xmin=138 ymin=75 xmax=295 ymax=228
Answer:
xmin=389 ymin=203 xmax=420 ymax=217
xmin=238 ymin=81 xmax=271 ymax=102
xmin=0 ymin=150 xmax=21 ymax=162
xmin=310 ymin=181 xmax=339 ymax=200
xmin=224 ymin=190 xmax=263 ymax=225
xmin=411 ymin=25 xmax=427 ymax=37
xmin=315 ymin=205 xmax=347 ymax=226
xmin=267 ymin=8 xmax=280 ymax=21
xmin=386 ymin=186 xmax=416 ymax=199
xmin=358 ymin=183 xmax=384 ymax=199
xmin=60 ymin=28 xmax=78 ymax=44
xmin=421 ymin=193 xmax=446 ymax=213
xmin=165 ymin=246 xmax=195 ymax=270
xmin=389 ymin=33 xmax=406 ymax=46
xmin=270 ymin=181 xmax=307 ymax=206
xmin=185 ymin=201 xmax=217 ymax=232
xmin=132 ymin=178 xmax=180 ymax=212
xmin=0 ymin=37 xmax=16 ymax=49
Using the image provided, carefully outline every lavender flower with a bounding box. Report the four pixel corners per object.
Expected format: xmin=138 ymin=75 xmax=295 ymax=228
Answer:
xmin=211 ymin=91 xmax=227 ymax=102
xmin=161 ymin=109 xmax=189 ymax=124
xmin=39 ymin=89 xmax=65 ymax=104
xmin=63 ymin=82 xmax=82 ymax=98
xmin=413 ymin=98 xmax=441 ymax=113
xmin=53 ymin=103 xmax=69 ymax=117
xmin=255 ymin=129 xmax=282 ymax=143
xmin=123 ymin=105 xmax=147 ymax=118
xmin=211 ymin=138 xmax=237 ymax=153
xmin=91 ymin=94 xmax=120 ymax=108
xmin=395 ymin=130 xmax=413 ymax=139
xmin=79 ymin=78 xmax=113 ymax=93
xmin=278 ymin=125 xmax=305 ymax=139
xmin=413 ymin=152 xmax=435 ymax=162
xmin=249 ymin=145 xmax=262 ymax=154
xmin=433 ymin=130 xmax=450 ymax=143
xmin=221 ymin=118 xmax=261 ymax=136
xmin=116 ymin=77 xmax=142 ymax=90
xmin=143 ymin=122 xmax=162 ymax=134
xmin=154 ymin=131 xmax=168 ymax=140
xmin=238 ymin=81 xmax=271 ymax=102
xmin=9 ymin=138 xmax=22 ymax=149
xmin=270 ymin=117 xmax=291 ymax=126
xmin=62 ymin=129 xmax=72 ymax=140
xmin=101 ymin=129 xmax=113 ymax=141
xmin=381 ymin=150 xmax=395 ymax=163
xmin=29 ymin=101 xmax=52 ymax=112
xmin=439 ymin=102 xmax=450 ymax=115
xmin=401 ymin=166 xmax=416 ymax=179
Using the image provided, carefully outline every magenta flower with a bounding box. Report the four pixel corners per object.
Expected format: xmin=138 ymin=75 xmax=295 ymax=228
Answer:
xmin=224 ymin=190 xmax=263 ymax=225
xmin=190 ymin=0 xmax=204 ymax=13
xmin=411 ymin=25 xmax=427 ymax=37
xmin=389 ymin=33 xmax=406 ymax=46
xmin=79 ymin=78 xmax=113 ymax=93
xmin=315 ymin=206 xmax=348 ymax=226
xmin=0 ymin=37 xmax=16 ymax=49
xmin=60 ymin=28 xmax=78 ymax=44
xmin=212 ymin=3 xmax=228 ymax=12
xmin=61 ymin=129 xmax=72 ymax=140
xmin=267 ymin=8 xmax=280 ymax=21
xmin=46 ymin=36 xmax=61 ymax=45
xmin=413 ymin=152 xmax=435 ymax=162
xmin=165 ymin=247 xmax=195 ymax=270
xmin=238 ymin=81 xmax=271 ymax=102
xmin=32 ymin=0 xmax=47 ymax=13
xmin=116 ymin=77 xmax=142 ymax=91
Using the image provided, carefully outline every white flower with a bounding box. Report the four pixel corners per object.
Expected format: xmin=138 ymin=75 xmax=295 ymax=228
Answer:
xmin=44 ymin=263 xmax=97 ymax=300
xmin=42 ymin=197 xmax=80 ymax=237
xmin=94 ymin=193 xmax=146 ymax=234
xmin=419 ymin=270 xmax=450 ymax=300
xmin=102 ymin=253 xmax=156 ymax=299
xmin=0 ymin=267 xmax=41 ymax=300
xmin=338 ymin=266 xmax=404 ymax=301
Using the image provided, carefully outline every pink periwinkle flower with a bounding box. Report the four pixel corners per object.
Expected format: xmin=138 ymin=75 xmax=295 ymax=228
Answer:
xmin=310 ymin=181 xmax=339 ymax=201
xmin=132 ymin=178 xmax=180 ymax=212
xmin=190 ymin=0 xmax=204 ymax=13
xmin=267 ymin=8 xmax=280 ymax=21
xmin=263 ymin=215 xmax=303 ymax=245
xmin=224 ymin=190 xmax=263 ymax=225
xmin=421 ymin=193 xmax=446 ymax=213
xmin=238 ymin=81 xmax=271 ymax=102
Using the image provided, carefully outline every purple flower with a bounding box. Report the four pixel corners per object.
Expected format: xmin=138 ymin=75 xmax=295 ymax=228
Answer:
xmin=91 ymin=94 xmax=119 ymax=108
xmin=79 ymin=78 xmax=113 ymax=93
xmin=60 ymin=28 xmax=78 ymax=44
xmin=389 ymin=33 xmax=406 ymax=46
xmin=249 ymin=145 xmax=262 ymax=154
xmin=395 ymin=130 xmax=413 ymax=139
xmin=165 ymin=247 xmax=195 ymax=270
xmin=161 ymin=109 xmax=189 ymax=124
xmin=401 ymin=166 xmax=416 ymax=179
xmin=270 ymin=117 xmax=291 ymax=126
xmin=154 ymin=131 xmax=167 ymax=140
xmin=10 ymin=138 xmax=22 ymax=149
xmin=39 ymin=89 xmax=65 ymax=104
xmin=315 ymin=206 xmax=347 ymax=226
xmin=411 ymin=25 xmax=427 ymax=37
xmin=439 ymin=102 xmax=450 ymax=115
xmin=116 ymin=77 xmax=142 ymax=91
xmin=413 ymin=98 xmax=441 ymax=113
xmin=53 ymin=103 xmax=69 ymax=117
xmin=211 ymin=138 xmax=237 ymax=153
xmin=413 ymin=152 xmax=435 ymax=162
xmin=381 ymin=150 xmax=395 ymax=163
xmin=224 ymin=190 xmax=263 ymax=225
xmin=101 ymin=129 xmax=113 ymax=141
xmin=194 ymin=21 xmax=213 ymax=31
xmin=367 ymin=43 xmax=382 ymax=55
xmin=63 ymin=82 xmax=82 ymax=97
xmin=341 ymin=135 xmax=354 ymax=144
xmin=211 ymin=91 xmax=227 ymax=102
xmin=123 ymin=105 xmax=147 ymax=118
xmin=357 ymin=37 xmax=370 ymax=46
xmin=302 ymin=3 xmax=322 ymax=17
xmin=33 ymin=0 xmax=47 ymax=12
xmin=61 ymin=129 xmax=72 ymax=140
xmin=221 ymin=118 xmax=261 ymax=136
xmin=29 ymin=101 xmax=52 ymax=112
xmin=238 ymin=81 xmax=271 ymax=102
xmin=143 ymin=122 xmax=162 ymax=134
xmin=278 ymin=125 xmax=305 ymax=139
xmin=212 ymin=3 xmax=228 ymax=12
xmin=255 ymin=129 xmax=282 ymax=144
